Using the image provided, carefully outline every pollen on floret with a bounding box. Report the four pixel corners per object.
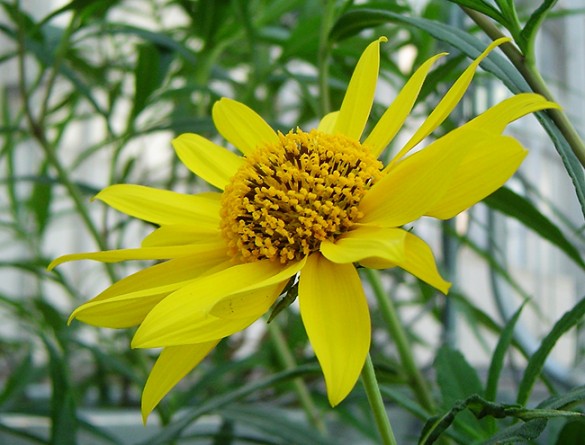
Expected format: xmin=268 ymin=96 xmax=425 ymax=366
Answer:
xmin=220 ymin=129 xmax=383 ymax=263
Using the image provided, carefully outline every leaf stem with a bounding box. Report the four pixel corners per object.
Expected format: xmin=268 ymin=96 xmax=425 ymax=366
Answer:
xmin=461 ymin=6 xmax=585 ymax=168
xmin=266 ymin=320 xmax=328 ymax=435
xmin=363 ymin=268 xmax=435 ymax=411
xmin=361 ymin=353 xmax=398 ymax=445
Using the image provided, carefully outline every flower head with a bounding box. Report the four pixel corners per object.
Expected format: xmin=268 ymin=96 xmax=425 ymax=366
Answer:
xmin=50 ymin=37 xmax=558 ymax=421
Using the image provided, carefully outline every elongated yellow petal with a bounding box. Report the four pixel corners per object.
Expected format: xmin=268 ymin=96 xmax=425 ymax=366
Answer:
xmin=364 ymin=53 xmax=447 ymax=157
xmin=391 ymin=37 xmax=510 ymax=163
xmin=132 ymin=258 xmax=305 ymax=348
xmin=210 ymin=282 xmax=287 ymax=319
xmin=360 ymin=128 xmax=482 ymax=227
xmin=467 ymin=93 xmax=560 ymax=133
xmin=141 ymin=224 xmax=220 ymax=247
xmin=173 ymin=133 xmax=244 ymax=190
xmin=95 ymin=184 xmax=221 ymax=226
xmin=212 ymin=98 xmax=279 ymax=155
xmin=70 ymin=254 xmax=230 ymax=328
xmin=49 ymin=240 xmax=226 ymax=270
xmin=333 ymin=37 xmax=387 ymax=140
xmin=361 ymin=232 xmax=450 ymax=293
xmin=425 ymin=133 xmax=527 ymax=219
xmin=317 ymin=111 xmax=339 ymax=134
xmin=299 ymin=254 xmax=370 ymax=406
xmin=320 ymin=226 xmax=406 ymax=265
xmin=142 ymin=341 xmax=219 ymax=422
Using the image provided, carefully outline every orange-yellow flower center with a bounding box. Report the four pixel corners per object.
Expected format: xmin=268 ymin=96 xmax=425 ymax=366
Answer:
xmin=220 ymin=129 xmax=382 ymax=263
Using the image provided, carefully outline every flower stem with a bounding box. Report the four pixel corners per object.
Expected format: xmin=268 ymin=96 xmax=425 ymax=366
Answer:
xmin=266 ymin=320 xmax=327 ymax=435
xmin=461 ymin=6 xmax=585 ymax=168
xmin=361 ymin=353 xmax=398 ymax=445
xmin=363 ymin=269 xmax=435 ymax=411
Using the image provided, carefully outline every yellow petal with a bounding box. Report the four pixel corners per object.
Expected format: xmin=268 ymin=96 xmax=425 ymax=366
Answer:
xmin=141 ymin=341 xmax=219 ymax=422
xmin=361 ymin=232 xmax=450 ymax=294
xmin=317 ymin=111 xmax=339 ymax=134
xmin=141 ymin=224 xmax=221 ymax=247
xmin=298 ymin=254 xmax=370 ymax=406
xmin=49 ymin=239 xmax=226 ymax=270
xmin=95 ymin=184 xmax=221 ymax=226
xmin=132 ymin=258 xmax=306 ymax=348
xmin=425 ymin=133 xmax=527 ymax=219
xmin=70 ymin=253 xmax=229 ymax=328
xmin=467 ymin=93 xmax=560 ymax=133
xmin=172 ymin=133 xmax=244 ymax=190
xmin=360 ymin=128 xmax=482 ymax=227
xmin=391 ymin=37 xmax=510 ymax=163
xmin=364 ymin=53 xmax=447 ymax=157
xmin=210 ymin=281 xmax=287 ymax=319
xmin=320 ymin=226 xmax=406 ymax=265
xmin=212 ymin=98 xmax=279 ymax=155
xmin=333 ymin=37 xmax=387 ymax=140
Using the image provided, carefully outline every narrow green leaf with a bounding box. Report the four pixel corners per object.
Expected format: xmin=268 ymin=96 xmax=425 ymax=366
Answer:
xmin=517 ymin=297 xmax=585 ymax=405
xmin=0 ymin=352 xmax=35 ymax=408
xmin=482 ymin=418 xmax=547 ymax=444
xmin=129 ymin=43 xmax=172 ymax=123
xmin=42 ymin=336 xmax=77 ymax=445
xmin=534 ymin=113 xmax=585 ymax=220
xmin=520 ymin=0 xmax=559 ymax=53
xmin=220 ymin=404 xmax=338 ymax=445
xmin=485 ymin=302 xmax=526 ymax=401
xmin=0 ymin=422 xmax=48 ymax=445
xmin=137 ymin=364 xmax=319 ymax=445
xmin=28 ymin=164 xmax=53 ymax=235
xmin=446 ymin=0 xmax=508 ymax=27
xmin=537 ymin=385 xmax=585 ymax=410
xmin=484 ymin=187 xmax=585 ymax=269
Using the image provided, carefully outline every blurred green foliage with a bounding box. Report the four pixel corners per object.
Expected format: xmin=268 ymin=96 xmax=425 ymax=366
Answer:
xmin=0 ymin=0 xmax=583 ymax=443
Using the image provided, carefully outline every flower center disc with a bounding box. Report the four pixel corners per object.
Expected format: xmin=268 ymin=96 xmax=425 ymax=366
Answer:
xmin=220 ymin=129 xmax=382 ymax=263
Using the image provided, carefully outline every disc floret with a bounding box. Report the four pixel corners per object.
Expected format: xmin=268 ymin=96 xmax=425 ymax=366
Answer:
xmin=220 ymin=129 xmax=383 ymax=263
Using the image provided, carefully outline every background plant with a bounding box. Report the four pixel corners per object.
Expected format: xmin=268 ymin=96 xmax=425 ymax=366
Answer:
xmin=0 ymin=0 xmax=583 ymax=444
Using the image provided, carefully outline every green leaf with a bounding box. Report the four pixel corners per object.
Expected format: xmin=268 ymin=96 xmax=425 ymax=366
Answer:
xmin=434 ymin=346 xmax=488 ymax=441
xmin=485 ymin=301 xmax=526 ymax=401
xmin=517 ymin=297 xmax=585 ymax=405
xmin=482 ymin=418 xmax=547 ymax=444
xmin=137 ymin=364 xmax=320 ymax=445
xmin=419 ymin=393 xmax=584 ymax=445
xmin=446 ymin=1 xmax=508 ymax=27
xmin=555 ymin=420 xmax=585 ymax=445
xmin=538 ymin=385 xmax=585 ymax=410
xmin=220 ymin=404 xmax=338 ymax=445
xmin=484 ymin=385 xmax=585 ymax=445
xmin=519 ymin=0 xmax=559 ymax=53
xmin=42 ymin=336 xmax=77 ymax=445
xmin=28 ymin=164 xmax=53 ymax=235
xmin=129 ymin=43 xmax=172 ymax=123
xmin=436 ymin=346 xmax=484 ymax=404
xmin=0 ymin=351 xmax=35 ymax=409
xmin=484 ymin=187 xmax=585 ymax=269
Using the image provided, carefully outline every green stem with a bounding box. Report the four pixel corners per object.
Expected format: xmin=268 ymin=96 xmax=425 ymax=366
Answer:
xmin=267 ymin=321 xmax=328 ymax=435
xmin=363 ymin=269 xmax=435 ymax=411
xmin=317 ymin=0 xmax=336 ymax=116
xmin=461 ymin=7 xmax=585 ymax=169
xmin=361 ymin=354 xmax=398 ymax=445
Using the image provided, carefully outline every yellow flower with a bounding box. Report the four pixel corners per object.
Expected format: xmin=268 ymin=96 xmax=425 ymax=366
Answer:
xmin=50 ymin=37 xmax=558 ymax=420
